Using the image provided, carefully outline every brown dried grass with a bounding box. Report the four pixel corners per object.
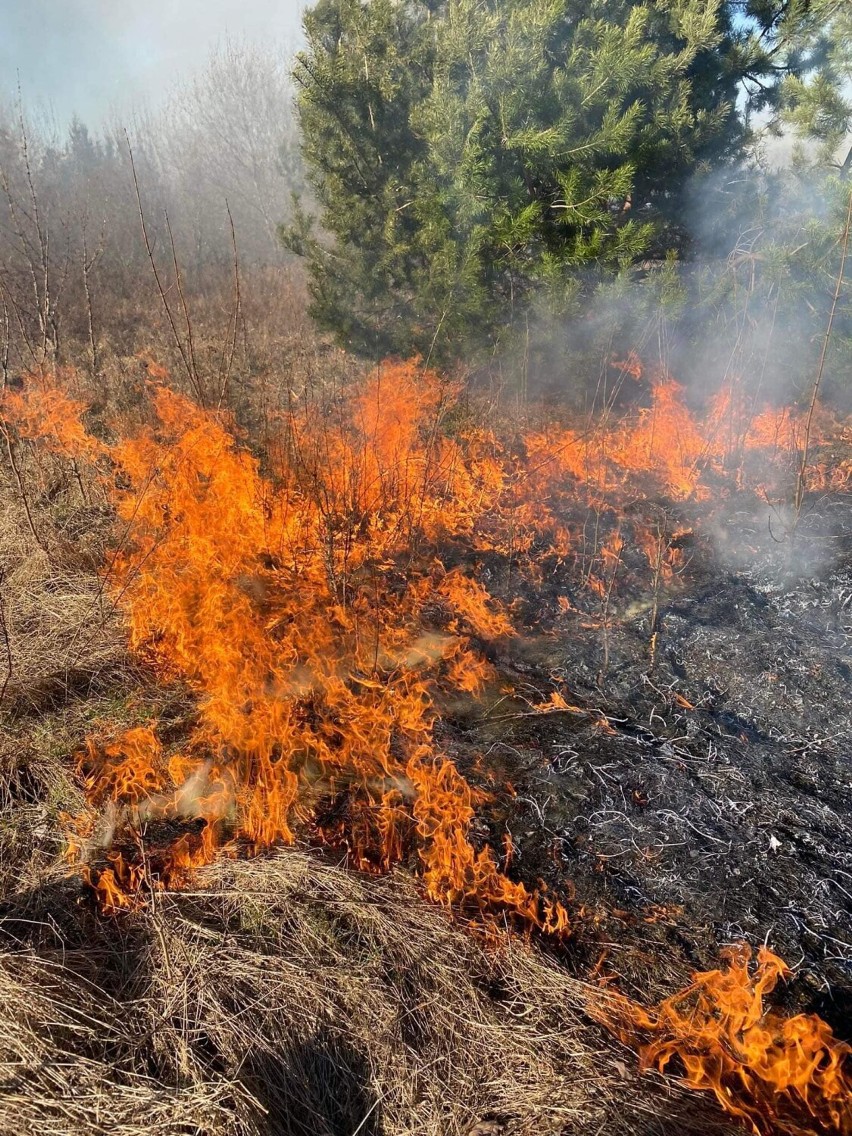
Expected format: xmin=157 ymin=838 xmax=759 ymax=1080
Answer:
xmin=0 ymin=323 xmax=737 ymax=1136
xmin=0 ymin=850 xmax=740 ymax=1136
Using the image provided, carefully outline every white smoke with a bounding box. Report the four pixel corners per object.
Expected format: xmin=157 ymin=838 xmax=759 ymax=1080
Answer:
xmin=0 ymin=0 xmax=305 ymax=126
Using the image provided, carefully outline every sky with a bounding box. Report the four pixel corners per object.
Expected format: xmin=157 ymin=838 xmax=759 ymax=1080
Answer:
xmin=0 ymin=0 xmax=305 ymax=128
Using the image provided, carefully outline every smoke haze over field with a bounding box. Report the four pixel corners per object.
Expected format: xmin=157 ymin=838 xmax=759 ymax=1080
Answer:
xmin=0 ymin=0 xmax=304 ymax=125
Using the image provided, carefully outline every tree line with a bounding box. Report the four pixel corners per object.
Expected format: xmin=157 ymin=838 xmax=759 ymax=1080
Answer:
xmin=0 ymin=39 xmax=302 ymax=376
xmin=2 ymin=5 xmax=850 ymax=404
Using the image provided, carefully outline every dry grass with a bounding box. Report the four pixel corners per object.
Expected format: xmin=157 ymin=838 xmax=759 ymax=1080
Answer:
xmin=0 ymin=449 xmax=128 ymax=704
xmin=0 ymin=444 xmax=149 ymax=902
xmin=0 ymin=486 xmax=736 ymax=1135
xmin=0 ymin=306 xmax=740 ymax=1136
xmin=0 ymin=849 xmax=740 ymax=1136
xmin=0 ymin=266 xmax=352 ymax=719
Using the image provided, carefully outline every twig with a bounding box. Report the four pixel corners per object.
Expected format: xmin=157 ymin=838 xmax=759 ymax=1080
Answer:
xmin=164 ymin=209 xmax=202 ymax=403
xmin=597 ymin=532 xmax=623 ymax=687
xmin=793 ymin=187 xmax=852 ymax=522
xmin=7 ymin=92 xmax=55 ymax=361
xmin=81 ymin=221 xmax=105 ymax=376
xmin=125 ymin=131 xmax=206 ymax=407
xmin=0 ymin=568 xmax=12 ymax=706
xmin=1 ymin=417 xmax=47 ymax=553
xmin=0 ymin=271 xmax=38 ymax=367
xmin=217 ymin=200 xmax=242 ymax=411
xmin=0 ymin=293 xmax=9 ymax=387
xmin=645 ymin=519 xmax=667 ymax=672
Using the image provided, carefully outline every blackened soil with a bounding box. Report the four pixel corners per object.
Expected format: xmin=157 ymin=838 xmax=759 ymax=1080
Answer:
xmin=445 ymin=490 xmax=852 ymax=1033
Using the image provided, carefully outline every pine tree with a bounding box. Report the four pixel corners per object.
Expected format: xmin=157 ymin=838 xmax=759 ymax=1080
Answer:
xmin=286 ymin=0 xmax=437 ymax=354
xmin=778 ymin=0 xmax=852 ymax=168
xmin=286 ymin=0 xmax=759 ymax=360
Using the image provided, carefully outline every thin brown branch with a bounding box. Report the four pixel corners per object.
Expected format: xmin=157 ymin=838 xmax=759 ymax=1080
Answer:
xmin=1 ymin=419 xmax=48 ymax=555
xmin=164 ymin=209 xmax=204 ymax=406
xmin=0 ymin=568 xmax=12 ymax=706
xmin=794 ymin=188 xmax=852 ymax=520
xmin=125 ymin=132 xmax=205 ymax=407
xmin=217 ymin=200 xmax=242 ymax=410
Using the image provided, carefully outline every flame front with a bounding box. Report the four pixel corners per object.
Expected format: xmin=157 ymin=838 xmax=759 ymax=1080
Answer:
xmin=9 ymin=361 xmax=574 ymax=929
xmin=5 ymin=358 xmax=849 ymax=914
xmin=4 ymin=359 xmax=851 ymax=1132
xmin=620 ymin=945 xmax=851 ymax=1136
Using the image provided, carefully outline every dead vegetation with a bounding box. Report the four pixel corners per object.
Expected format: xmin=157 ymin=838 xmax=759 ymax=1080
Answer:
xmin=0 ymin=104 xmax=850 ymax=1128
xmin=0 ymin=848 xmax=744 ymax=1136
xmin=2 ymin=338 xmax=851 ymax=1134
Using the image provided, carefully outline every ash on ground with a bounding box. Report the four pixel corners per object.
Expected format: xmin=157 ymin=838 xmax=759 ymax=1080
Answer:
xmin=450 ymin=489 xmax=852 ymax=1036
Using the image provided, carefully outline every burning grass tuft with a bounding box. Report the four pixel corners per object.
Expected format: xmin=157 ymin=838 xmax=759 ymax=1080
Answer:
xmin=611 ymin=945 xmax=852 ymax=1136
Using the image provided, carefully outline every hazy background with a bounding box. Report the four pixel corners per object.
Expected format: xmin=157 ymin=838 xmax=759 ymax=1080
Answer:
xmin=0 ymin=0 xmax=304 ymax=126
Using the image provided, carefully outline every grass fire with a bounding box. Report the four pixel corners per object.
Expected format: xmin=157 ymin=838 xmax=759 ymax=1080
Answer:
xmin=2 ymin=3 xmax=852 ymax=1135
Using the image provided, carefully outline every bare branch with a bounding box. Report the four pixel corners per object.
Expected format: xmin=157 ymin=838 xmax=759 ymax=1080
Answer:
xmin=125 ymin=130 xmax=206 ymax=406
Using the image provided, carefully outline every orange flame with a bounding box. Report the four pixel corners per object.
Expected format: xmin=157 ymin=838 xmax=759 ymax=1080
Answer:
xmin=8 ymin=362 xmax=572 ymax=932
xmin=622 ymin=945 xmax=851 ymax=1135
xmin=2 ymin=367 xmax=106 ymax=463
xmin=5 ymin=357 xmax=850 ymax=926
xmin=5 ymin=359 xmax=852 ymax=1132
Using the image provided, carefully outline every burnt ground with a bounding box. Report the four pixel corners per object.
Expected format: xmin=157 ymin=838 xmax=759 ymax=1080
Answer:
xmin=3 ymin=455 xmax=850 ymax=1136
xmin=446 ymin=489 xmax=852 ymax=1035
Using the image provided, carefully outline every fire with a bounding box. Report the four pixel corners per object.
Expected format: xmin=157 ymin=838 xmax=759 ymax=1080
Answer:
xmin=5 ymin=361 xmax=583 ymax=934
xmin=2 ymin=367 xmax=107 ymax=464
xmin=6 ymin=357 xmax=852 ymax=1132
xmin=617 ymin=373 xmax=709 ymax=499
xmin=4 ymin=356 xmax=850 ymax=922
xmin=618 ymin=945 xmax=852 ymax=1136
xmin=410 ymin=754 xmax=570 ymax=934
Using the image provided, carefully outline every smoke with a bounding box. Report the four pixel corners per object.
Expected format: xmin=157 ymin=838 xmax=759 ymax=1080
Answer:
xmin=0 ymin=0 xmax=305 ymax=126
xmin=513 ymin=155 xmax=852 ymax=421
